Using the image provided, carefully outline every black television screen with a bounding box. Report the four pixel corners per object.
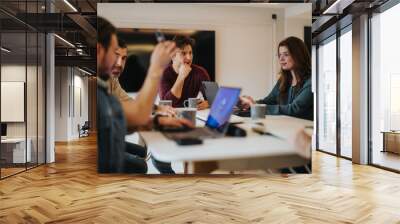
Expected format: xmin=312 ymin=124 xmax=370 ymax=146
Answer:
xmin=116 ymin=28 xmax=215 ymax=92
xmin=1 ymin=123 xmax=7 ymax=137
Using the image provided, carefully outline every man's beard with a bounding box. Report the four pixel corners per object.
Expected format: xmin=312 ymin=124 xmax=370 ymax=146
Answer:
xmin=98 ymin=72 xmax=110 ymax=81
xmin=98 ymin=58 xmax=111 ymax=81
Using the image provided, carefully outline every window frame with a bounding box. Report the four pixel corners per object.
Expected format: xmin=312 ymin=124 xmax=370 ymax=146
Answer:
xmin=368 ymin=0 xmax=400 ymax=173
xmin=315 ymin=22 xmax=353 ymax=161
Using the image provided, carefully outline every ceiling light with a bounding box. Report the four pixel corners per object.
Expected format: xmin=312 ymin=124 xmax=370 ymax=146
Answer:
xmin=1 ymin=47 xmax=11 ymax=53
xmin=75 ymin=43 xmax=83 ymax=47
xmin=78 ymin=67 xmax=93 ymax=76
xmin=76 ymin=48 xmax=85 ymax=55
xmin=63 ymin=0 xmax=78 ymax=12
xmin=323 ymin=0 xmax=341 ymax=14
xmin=54 ymin=34 xmax=75 ymax=48
xmin=323 ymin=0 xmax=354 ymax=15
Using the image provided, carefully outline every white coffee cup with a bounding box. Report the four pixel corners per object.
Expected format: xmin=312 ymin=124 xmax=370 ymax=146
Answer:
xmin=176 ymin=108 xmax=197 ymax=125
xmin=184 ymin=98 xmax=199 ymax=108
xmin=159 ymin=100 xmax=172 ymax=107
xmin=251 ymin=104 xmax=266 ymax=120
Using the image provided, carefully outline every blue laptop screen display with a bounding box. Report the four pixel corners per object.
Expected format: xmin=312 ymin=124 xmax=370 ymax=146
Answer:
xmin=206 ymin=87 xmax=241 ymax=131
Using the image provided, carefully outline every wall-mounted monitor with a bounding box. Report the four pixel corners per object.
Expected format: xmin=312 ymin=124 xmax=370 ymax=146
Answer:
xmin=1 ymin=123 xmax=7 ymax=137
xmin=1 ymin=81 xmax=25 ymax=122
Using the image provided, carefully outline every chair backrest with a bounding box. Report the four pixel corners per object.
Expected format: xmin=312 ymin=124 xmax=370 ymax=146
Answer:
xmin=82 ymin=121 xmax=90 ymax=129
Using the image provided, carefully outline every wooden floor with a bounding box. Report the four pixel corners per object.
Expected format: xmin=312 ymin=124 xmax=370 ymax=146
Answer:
xmin=1 ymin=167 xmax=26 ymax=178
xmin=1 ymin=135 xmax=400 ymax=223
xmin=372 ymin=150 xmax=400 ymax=171
xmin=1 ymin=163 xmax=45 ymax=178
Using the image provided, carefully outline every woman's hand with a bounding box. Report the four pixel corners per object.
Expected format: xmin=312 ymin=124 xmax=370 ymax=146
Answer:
xmin=239 ymin=96 xmax=255 ymax=110
xmin=197 ymin=100 xmax=209 ymax=110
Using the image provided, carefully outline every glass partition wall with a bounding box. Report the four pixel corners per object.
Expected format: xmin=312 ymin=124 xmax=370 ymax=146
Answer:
xmin=0 ymin=1 xmax=46 ymax=179
xmin=339 ymin=27 xmax=352 ymax=159
xmin=317 ymin=35 xmax=337 ymax=155
xmin=370 ymin=2 xmax=400 ymax=172
xmin=316 ymin=25 xmax=353 ymax=159
xmin=316 ymin=0 xmax=400 ymax=172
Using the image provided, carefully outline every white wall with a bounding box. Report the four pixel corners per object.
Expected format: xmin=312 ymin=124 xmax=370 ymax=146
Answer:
xmin=55 ymin=67 xmax=68 ymax=141
xmin=1 ymin=65 xmax=26 ymax=81
xmin=284 ymin=18 xmax=310 ymax=40
xmin=54 ymin=67 xmax=89 ymax=141
xmin=284 ymin=4 xmax=312 ymax=40
xmin=72 ymin=73 xmax=89 ymax=138
xmin=98 ymin=3 xmax=303 ymax=99
xmin=1 ymin=65 xmax=40 ymax=137
xmin=1 ymin=65 xmax=26 ymax=139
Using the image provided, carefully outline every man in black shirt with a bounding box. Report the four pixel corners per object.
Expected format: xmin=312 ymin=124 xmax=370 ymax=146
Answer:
xmin=96 ymin=17 xmax=192 ymax=173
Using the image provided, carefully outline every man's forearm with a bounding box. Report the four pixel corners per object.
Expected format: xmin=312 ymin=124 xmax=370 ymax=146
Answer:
xmin=170 ymin=77 xmax=185 ymax=99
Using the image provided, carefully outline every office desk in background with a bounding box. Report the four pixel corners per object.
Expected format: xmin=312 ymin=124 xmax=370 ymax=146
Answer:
xmin=381 ymin=131 xmax=400 ymax=154
xmin=1 ymin=138 xmax=32 ymax=165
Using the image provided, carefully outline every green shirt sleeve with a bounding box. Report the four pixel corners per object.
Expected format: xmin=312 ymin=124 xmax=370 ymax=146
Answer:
xmin=265 ymin=79 xmax=313 ymax=116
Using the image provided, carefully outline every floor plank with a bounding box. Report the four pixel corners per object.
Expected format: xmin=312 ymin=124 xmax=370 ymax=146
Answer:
xmin=0 ymin=135 xmax=399 ymax=223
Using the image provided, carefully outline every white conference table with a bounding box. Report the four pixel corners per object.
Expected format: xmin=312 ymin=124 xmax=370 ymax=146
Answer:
xmin=134 ymin=110 xmax=313 ymax=174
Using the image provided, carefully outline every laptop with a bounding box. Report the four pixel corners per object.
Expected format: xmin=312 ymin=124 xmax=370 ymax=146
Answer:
xmin=163 ymin=86 xmax=241 ymax=140
xmin=202 ymin=81 xmax=249 ymax=117
xmin=202 ymin=81 xmax=219 ymax=105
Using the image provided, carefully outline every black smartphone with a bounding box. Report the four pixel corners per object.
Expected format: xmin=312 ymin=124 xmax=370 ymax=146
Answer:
xmin=176 ymin=138 xmax=203 ymax=145
xmin=155 ymin=30 xmax=166 ymax=42
xmin=159 ymin=125 xmax=193 ymax=133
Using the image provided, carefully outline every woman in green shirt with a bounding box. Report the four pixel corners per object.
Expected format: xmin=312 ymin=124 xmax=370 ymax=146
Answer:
xmin=240 ymin=36 xmax=313 ymax=121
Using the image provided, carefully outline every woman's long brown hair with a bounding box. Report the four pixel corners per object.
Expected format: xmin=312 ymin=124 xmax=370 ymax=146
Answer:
xmin=277 ymin=36 xmax=311 ymax=103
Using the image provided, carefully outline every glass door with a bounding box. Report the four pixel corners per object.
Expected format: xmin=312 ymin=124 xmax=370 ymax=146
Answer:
xmin=339 ymin=26 xmax=352 ymax=159
xmin=1 ymin=28 xmax=28 ymax=178
xmin=0 ymin=0 xmax=46 ymax=179
xmin=317 ymin=35 xmax=337 ymax=155
xmin=370 ymin=2 xmax=400 ymax=171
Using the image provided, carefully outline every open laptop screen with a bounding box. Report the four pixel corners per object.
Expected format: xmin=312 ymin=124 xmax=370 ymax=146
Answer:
xmin=205 ymin=87 xmax=241 ymax=132
xmin=202 ymin=81 xmax=219 ymax=105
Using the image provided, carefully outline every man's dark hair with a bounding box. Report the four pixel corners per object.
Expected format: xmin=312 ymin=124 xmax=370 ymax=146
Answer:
xmin=118 ymin=37 xmax=127 ymax=49
xmin=172 ymin=35 xmax=195 ymax=49
xmin=97 ymin=17 xmax=116 ymax=50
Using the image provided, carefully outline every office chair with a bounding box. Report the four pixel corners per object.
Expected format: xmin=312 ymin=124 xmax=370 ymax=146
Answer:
xmin=78 ymin=121 xmax=90 ymax=138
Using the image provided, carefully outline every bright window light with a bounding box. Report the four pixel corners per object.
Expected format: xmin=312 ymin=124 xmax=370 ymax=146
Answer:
xmin=63 ymin=0 xmax=78 ymax=12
